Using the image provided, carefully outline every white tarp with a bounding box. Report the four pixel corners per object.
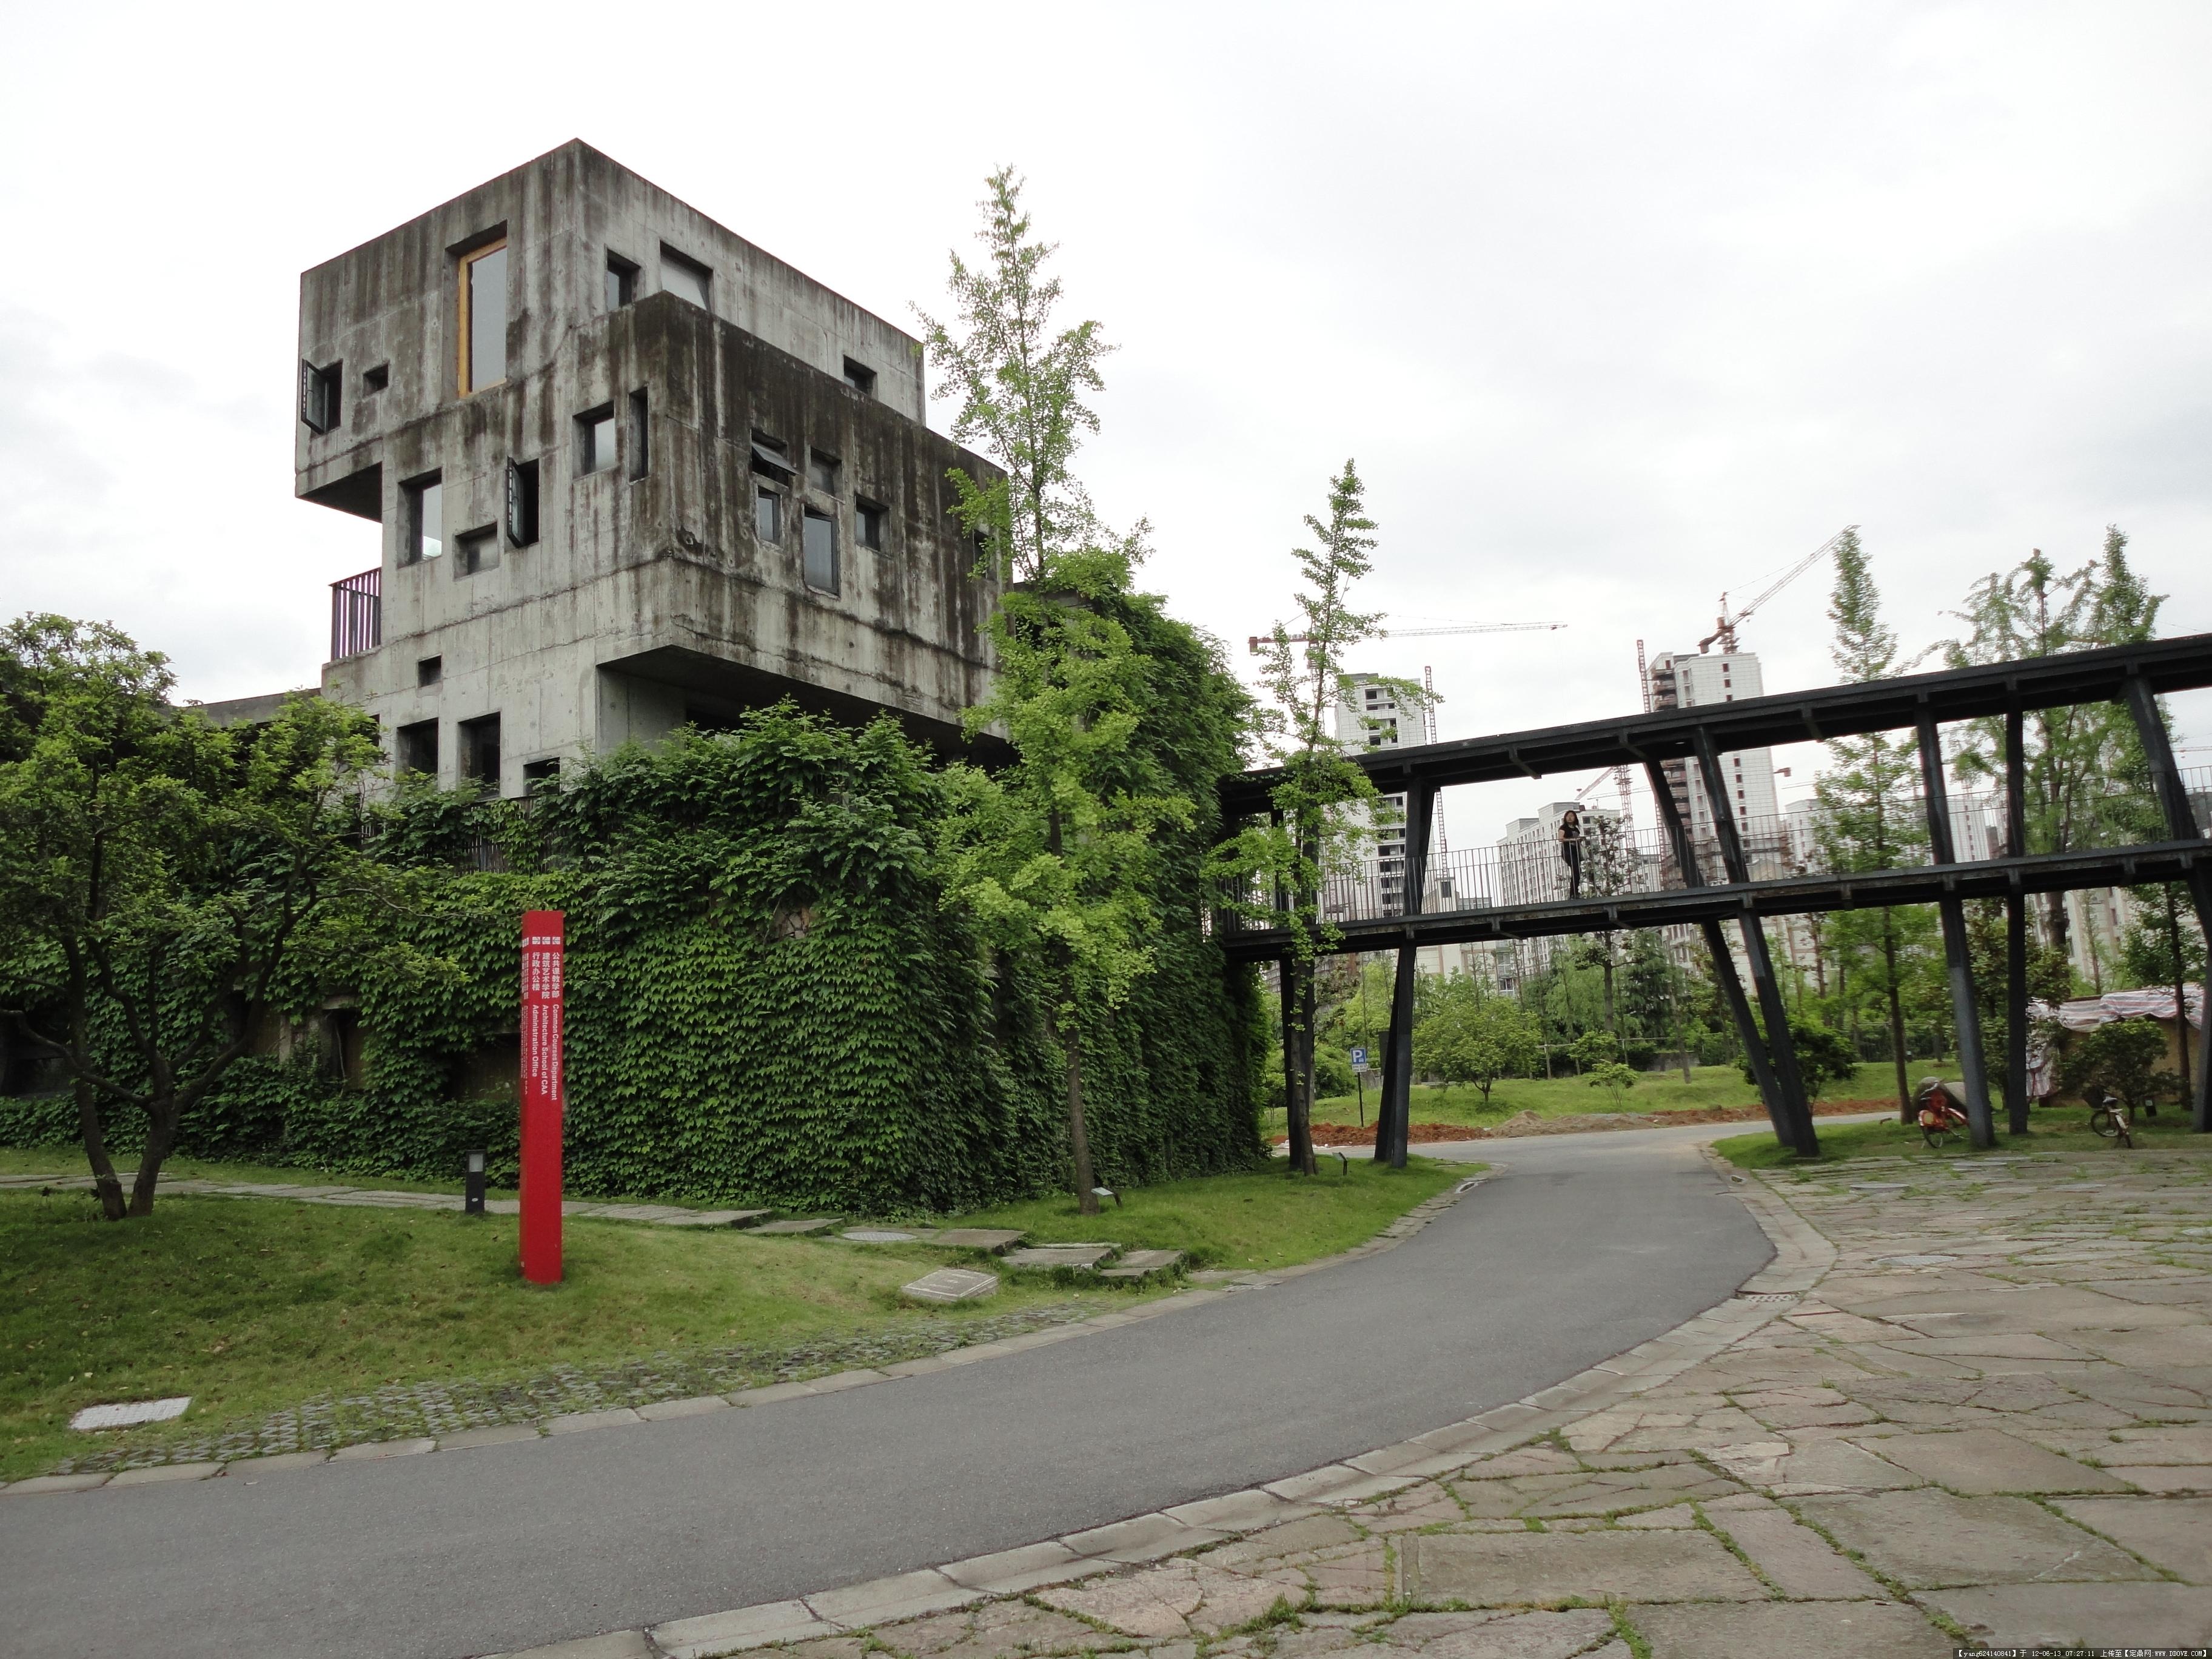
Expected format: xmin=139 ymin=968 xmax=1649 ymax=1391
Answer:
xmin=2025 ymin=985 xmax=2203 ymax=1099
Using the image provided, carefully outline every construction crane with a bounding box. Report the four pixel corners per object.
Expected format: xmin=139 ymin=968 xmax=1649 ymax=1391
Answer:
xmin=1698 ymin=526 xmax=1857 ymax=654
xmin=1245 ymin=619 xmax=1567 ymax=655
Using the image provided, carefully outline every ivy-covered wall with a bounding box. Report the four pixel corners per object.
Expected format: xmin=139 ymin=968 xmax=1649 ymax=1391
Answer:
xmin=1 ymin=599 xmax=1265 ymax=1213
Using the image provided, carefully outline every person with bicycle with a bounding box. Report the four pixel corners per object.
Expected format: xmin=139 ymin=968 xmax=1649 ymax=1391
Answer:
xmin=1914 ymin=1078 xmax=1970 ymax=1148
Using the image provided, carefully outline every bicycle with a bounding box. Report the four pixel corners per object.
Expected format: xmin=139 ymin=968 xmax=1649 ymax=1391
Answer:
xmin=2087 ymin=1087 xmax=2134 ymax=1148
xmin=1915 ymin=1078 xmax=1970 ymax=1150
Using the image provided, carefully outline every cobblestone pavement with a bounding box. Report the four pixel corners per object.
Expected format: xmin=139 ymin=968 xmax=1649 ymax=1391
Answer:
xmin=499 ymin=1144 xmax=2212 ymax=1658
xmin=48 ymin=1303 xmax=1096 ymax=1475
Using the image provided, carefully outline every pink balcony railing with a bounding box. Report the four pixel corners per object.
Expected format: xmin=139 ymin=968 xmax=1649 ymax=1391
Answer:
xmin=330 ymin=568 xmax=381 ymax=660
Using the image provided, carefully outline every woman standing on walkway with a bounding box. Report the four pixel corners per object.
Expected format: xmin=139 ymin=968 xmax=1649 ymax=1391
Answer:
xmin=1558 ymin=806 xmax=1585 ymax=900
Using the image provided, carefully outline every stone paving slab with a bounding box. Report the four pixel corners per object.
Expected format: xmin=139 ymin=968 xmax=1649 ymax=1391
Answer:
xmin=1099 ymin=1249 xmax=1184 ymax=1279
xmin=748 ymin=1218 xmax=842 ymax=1235
xmin=900 ymin=1269 xmax=999 ymax=1305
xmin=1916 ymin=1580 xmax=2212 ymax=1647
xmin=1003 ymin=1244 xmax=1119 ymax=1270
xmin=928 ymin=1229 xmax=1027 ymax=1253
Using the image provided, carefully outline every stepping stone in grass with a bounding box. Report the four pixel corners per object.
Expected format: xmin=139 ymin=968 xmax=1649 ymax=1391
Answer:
xmin=843 ymin=1228 xmax=924 ymax=1243
xmin=900 ymin=1267 xmax=999 ymax=1304
xmin=749 ymin=1217 xmax=842 ymax=1235
xmin=1099 ymin=1248 xmax=1184 ymax=1280
xmin=72 ymin=1396 xmax=191 ymax=1432
xmin=659 ymin=1209 xmax=771 ymax=1228
xmin=1004 ymin=1243 xmax=1119 ymax=1270
xmin=930 ymin=1228 xmax=1027 ymax=1254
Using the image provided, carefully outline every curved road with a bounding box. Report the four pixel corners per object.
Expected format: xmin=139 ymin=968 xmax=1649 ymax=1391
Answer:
xmin=2 ymin=1123 xmax=1776 ymax=1658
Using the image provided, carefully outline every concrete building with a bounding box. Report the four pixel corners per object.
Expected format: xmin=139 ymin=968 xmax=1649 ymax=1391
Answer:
xmin=1330 ymin=673 xmax=1412 ymax=914
xmin=1646 ymin=648 xmax=1786 ymax=879
xmin=295 ymin=141 xmax=1002 ymax=796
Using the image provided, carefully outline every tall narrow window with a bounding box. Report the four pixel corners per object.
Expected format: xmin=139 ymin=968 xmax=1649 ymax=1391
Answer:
xmin=606 ymin=253 xmax=637 ymax=310
xmin=406 ymin=475 xmax=443 ymax=563
xmin=809 ymin=450 xmax=840 ymax=493
xmin=627 ymin=389 xmax=649 ymax=480
xmin=856 ymin=498 xmax=886 ymax=550
xmin=660 ymin=247 xmax=711 ymax=310
xmin=506 ymin=458 xmax=539 ymax=546
xmin=755 ymin=487 xmax=783 ymax=543
xmin=458 ymin=714 xmax=501 ymax=794
xmin=577 ymin=406 xmax=616 ymax=475
xmin=299 ymin=360 xmax=341 ymax=432
xmin=459 ymin=239 xmax=509 ymax=394
xmin=803 ymin=509 xmax=837 ymax=594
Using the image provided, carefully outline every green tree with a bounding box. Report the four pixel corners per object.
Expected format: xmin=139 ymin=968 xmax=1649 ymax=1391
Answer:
xmin=1415 ymin=979 xmax=1540 ymax=1104
xmin=924 ymin=171 xmax=1192 ymax=1217
xmin=1738 ymin=1016 xmax=1857 ymax=1098
xmin=2120 ymin=883 xmax=2205 ymax=1111
xmin=2061 ymin=1019 xmax=2171 ymax=1111
xmin=1812 ymin=528 xmax=1932 ymax=1116
xmin=0 ymin=615 xmax=381 ymax=1218
xmin=1215 ymin=461 xmax=1423 ymax=1176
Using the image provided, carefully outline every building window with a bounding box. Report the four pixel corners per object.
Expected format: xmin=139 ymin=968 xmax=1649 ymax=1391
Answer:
xmin=457 ymin=526 xmax=498 ymax=575
xmin=809 ymin=450 xmax=840 ymax=493
xmin=856 ymin=498 xmax=886 ymax=550
xmin=756 ymin=487 xmax=783 ymax=543
xmin=299 ymin=359 xmax=341 ymax=432
xmin=395 ymin=719 xmax=438 ymax=778
xmin=843 ymin=357 xmax=876 ymax=396
xmin=577 ymin=406 xmax=617 ymax=475
xmin=803 ymin=509 xmax=837 ymax=593
xmin=458 ymin=238 xmax=508 ymax=395
xmin=404 ymin=475 xmax=443 ymax=563
xmin=606 ymin=253 xmax=638 ymax=310
xmin=416 ymin=655 xmax=443 ymax=687
xmin=458 ymin=713 xmax=501 ymax=794
xmin=506 ymin=458 xmax=539 ymax=546
xmin=628 ymin=389 xmax=649 ymax=480
xmin=522 ymin=757 xmax=561 ymax=795
xmin=751 ymin=432 xmax=797 ymax=480
xmin=660 ymin=246 xmax=711 ymax=310
xmin=362 ymin=364 xmax=389 ymax=395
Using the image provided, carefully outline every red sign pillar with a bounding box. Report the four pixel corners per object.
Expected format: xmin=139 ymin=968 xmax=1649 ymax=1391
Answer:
xmin=519 ymin=910 xmax=565 ymax=1285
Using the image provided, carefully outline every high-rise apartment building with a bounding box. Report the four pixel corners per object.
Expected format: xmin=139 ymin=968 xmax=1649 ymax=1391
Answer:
xmin=295 ymin=141 xmax=1002 ymax=796
xmin=1646 ymin=648 xmax=1783 ymax=875
xmin=1332 ymin=672 xmax=1411 ymax=913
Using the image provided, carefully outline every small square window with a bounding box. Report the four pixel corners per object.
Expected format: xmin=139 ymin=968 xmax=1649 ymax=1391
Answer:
xmin=660 ymin=247 xmax=711 ymax=310
xmin=809 ymin=450 xmax=839 ymax=493
xmin=417 ymin=655 xmax=443 ymax=687
xmin=458 ymin=713 xmax=501 ymax=794
xmin=606 ymin=253 xmax=638 ymax=310
xmin=803 ymin=509 xmax=837 ymax=594
xmin=522 ymin=757 xmax=561 ymax=796
xmin=756 ymin=488 xmax=783 ymax=543
xmin=457 ymin=527 xmax=499 ymax=575
xmin=395 ymin=719 xmax=438 ymax=777
xmin=856 ymin=498 xmax=886 ymax=551
xmin=843 ymin=357 xmax=876 ymax=396
xmin=578 ymin=406 xmax=616 ymax=475
xmin=362 ymin=364 xmax=389 ymax=395
xmin=404 ymin=475 xmax=443 ymax=563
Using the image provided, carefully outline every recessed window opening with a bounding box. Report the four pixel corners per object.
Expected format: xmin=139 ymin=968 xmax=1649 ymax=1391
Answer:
xmin=458 ymin=713 xmax=501 ymax=794
xmin=842 ymin=357 xmax=876 ymax=396
xmin=417 ymin=655 xmax=443 ymax=687
xmin=808 ymin=450 xmax=839 ymax=493
xmin=362 ymin=364 xmax=389 ymax=395
xmin=299 ymin=360 xmax=341 ymax=432
xmin=627 ymin=390 xmax=649 ymax=480
xmin=660 ymin=246 xmax=711 ymax=310
xmin=578 ymin=406 xmax=617 ymax=475
xmin=755 ymin=486 xmax=783 ymax=543
xmin=395 ymin=719 xmax=439 ymax=778
xmin=405 ymin=475 xmax=444 ymax=564
xmin=750 ymin=431 xmax=796 ymax=479
xmin=605 ymin=253 xmax=638 ymax=310
xmin=457 ymin=526 xmax=499 ymax=575
xmin=506 ymin=458 xmax=539 ymax=546
xmin=856 ymin=498 xmax=886 ymax=551
xmin=802 ymin=509 xmax=838 ymax=594
xmin=522 ymin=757 xmax=561 ymax=795
xmin=458 ymin=238 xmax=509 ymax=395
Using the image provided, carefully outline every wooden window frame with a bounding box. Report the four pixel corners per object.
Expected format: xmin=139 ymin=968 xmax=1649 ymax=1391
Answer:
xmin=458 ymin=238 xmax=509 ymax=396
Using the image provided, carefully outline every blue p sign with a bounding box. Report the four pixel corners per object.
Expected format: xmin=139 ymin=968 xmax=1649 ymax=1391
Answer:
xmin=1351 ymin=1047 xmax=1369 ymax=1069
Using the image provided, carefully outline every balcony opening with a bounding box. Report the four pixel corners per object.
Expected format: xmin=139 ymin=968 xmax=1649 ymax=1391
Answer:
xmin=458 ymin=236 xmax=508 ymax=395
xmin=458 ymin=714 xmax=501 ymax=794
xmin=803 ymin=509 xmax=838 ymax=594
xmin=395 ymin=719 xmax=438 ymax=779
xmin=330 ymin=568 xmax=382 ymax=661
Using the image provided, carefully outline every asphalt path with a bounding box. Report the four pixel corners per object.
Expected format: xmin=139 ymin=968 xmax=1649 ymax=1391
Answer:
xmin=2 ymin=1121 xmax=1782 ymax=1659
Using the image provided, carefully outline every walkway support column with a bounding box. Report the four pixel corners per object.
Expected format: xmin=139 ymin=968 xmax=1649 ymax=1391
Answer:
xmin=1644 ymin=760 xmax=1804 ymax=1152
xmin=2122 ymin=674 xmax=2212 ymax=1132
xmin=1915 ymin=708 xmax=1996 ymax=1149
xmin=1376 ymin=779 xmax=1435 ymax=1170
xmin=1691 ymin=734 xmax=1820 ymax=1156
xmin=2005 ymin=707 xmax=2031 ymax=1136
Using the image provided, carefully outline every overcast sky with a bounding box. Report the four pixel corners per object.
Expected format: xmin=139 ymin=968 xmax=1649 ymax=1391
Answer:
xmin=4 ymin=2 xmax=2207 ymax=830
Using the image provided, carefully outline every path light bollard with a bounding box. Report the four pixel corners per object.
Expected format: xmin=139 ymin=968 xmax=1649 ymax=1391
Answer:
xmin=464 ymin=1148 xmax=486 ymax=1216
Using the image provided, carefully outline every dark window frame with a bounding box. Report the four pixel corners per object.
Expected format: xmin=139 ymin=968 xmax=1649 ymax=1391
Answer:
xmin=659 ymin=245 xmax=712 ymax=311
xmin=627 ymin=389 xmax=649 ymax=481
xmin=755 ymin=485 xmax=784 ymax=544
xmin=506 ymin=457 xmax=540 ymax=546
xmin=395 ymin=719 xmax=439 ymax=778
xmin=577 ymin=404 xmax=617 ymax=476
xmin=403 ymin=473 xmax=444 ymax=565
xmin=605 ymin=252 xmax=638 ymax=310
xmin=856 ymin=497 xmax=886 ymax=551
xmin=802 ymin=508 xmax=839 ymax=595
xmin=458 ymin=712 xmax=502 ymax=795
xmin=456 ymin=525 xmax=500 ymax=577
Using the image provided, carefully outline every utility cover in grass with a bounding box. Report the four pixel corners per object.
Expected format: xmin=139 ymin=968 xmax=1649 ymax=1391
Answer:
xmin=900 ymin=1267 xmax=999 ymax=1304
xmin=72 ymin=1397 xmax=191 ymax=1432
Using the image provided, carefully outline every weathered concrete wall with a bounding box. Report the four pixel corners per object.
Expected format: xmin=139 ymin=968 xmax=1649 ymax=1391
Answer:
xmin=300 ymin=142 xmax=1002 ymax=793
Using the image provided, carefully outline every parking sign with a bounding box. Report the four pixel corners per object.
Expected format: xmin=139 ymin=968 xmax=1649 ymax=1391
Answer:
xmin=1351 ymin=1047 xmax=1368 ymax=1070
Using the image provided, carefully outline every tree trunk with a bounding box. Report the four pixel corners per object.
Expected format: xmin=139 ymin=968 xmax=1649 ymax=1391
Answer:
xmin=1045 ymin=1004 xmax=1100 ymax=1217
xmin=76 ymin=1076 xmax=126 ymax=1222
xmin=128 ymin=1099 xmax=176 ymax=1218
xmin=1284 ymin=957 xmax=1318 ymax=1178
xmin=1882 ymin=914 xmax=1911 ymax=1122
xmin=1600 ymin=947 xmax=1617 ymax=1036
xmin=2174 ymin=893 xmax=2195 ymax=1114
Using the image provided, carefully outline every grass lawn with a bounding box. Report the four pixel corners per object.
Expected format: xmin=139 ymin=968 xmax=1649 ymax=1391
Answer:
xmin=1712 ymin=1104 xmax=2212 ymax=1170
xmin=1259 ymin=1062 xmax=1906 ymax=1141
xmin=0 ymin=1147 xmax=1458 ymax=1481
xmin=939 ymin=1155 xmax=1466 ymax=1275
